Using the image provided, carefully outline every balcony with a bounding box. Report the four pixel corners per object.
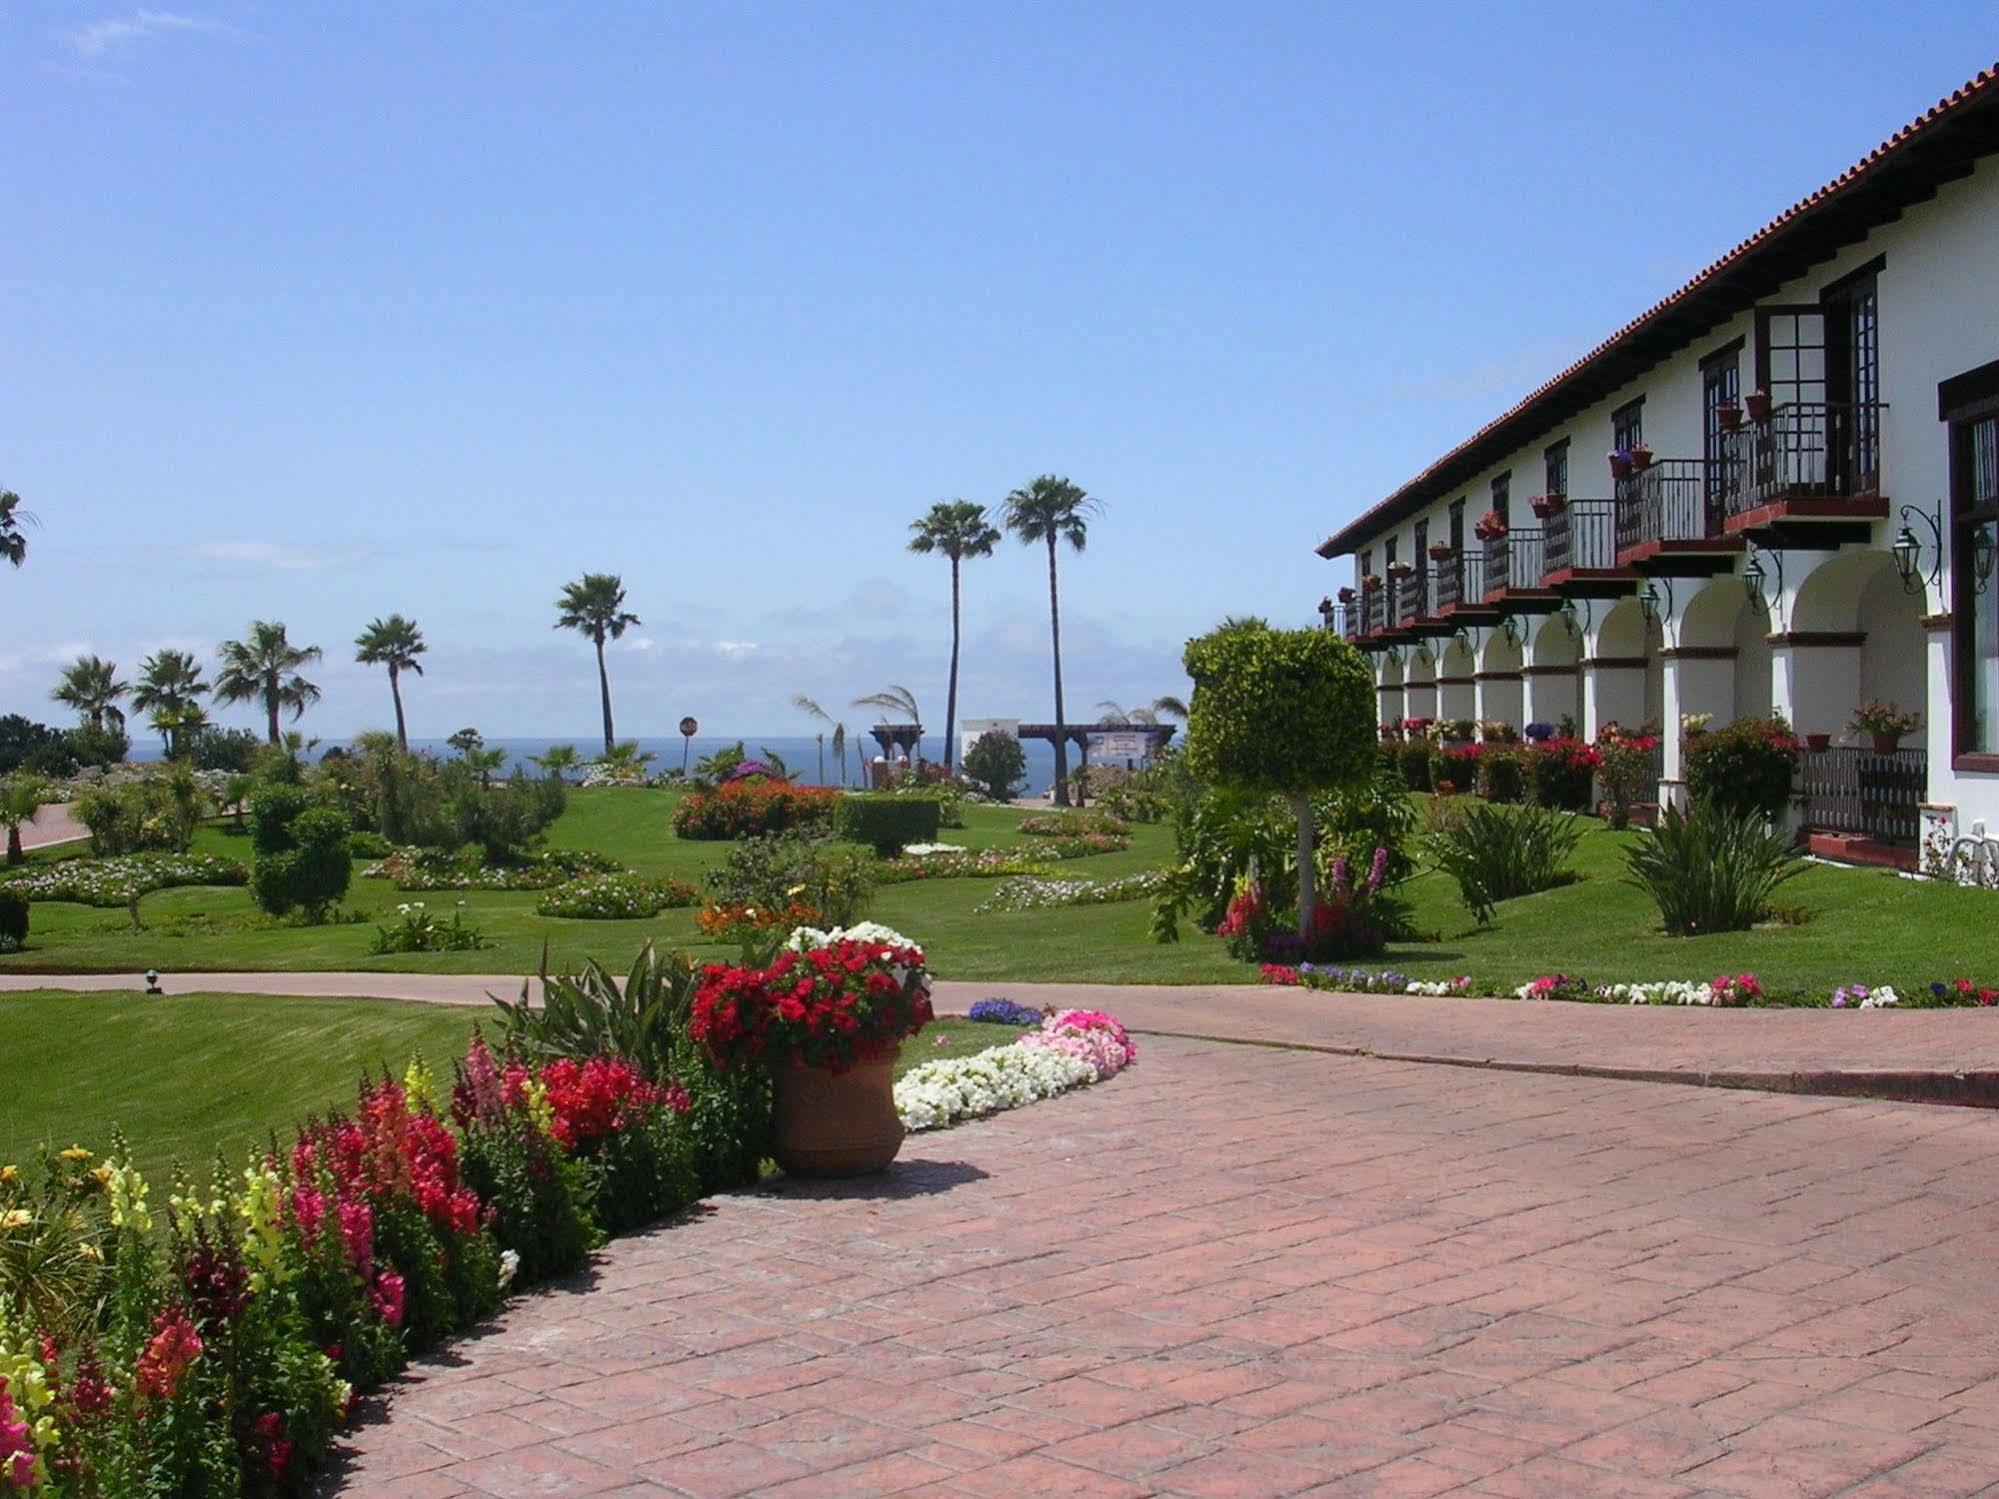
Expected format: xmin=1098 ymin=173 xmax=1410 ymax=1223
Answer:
xmin=1360 ymin=583 xmax=1387 ymax=640
xmin=1424 ymin=551 xmax=1499 ymax=630
xmin=1478 ymin=527 xmax=1560 ymax=611
xmin=1540 ymin=498 xmax=1633 ymax=596
xmin=1614 ymin=458 xmax=1743 ymax=575
xmin=1718 ymin=401 xmax=1888 ymax=543
xmin=1392 ymin=569 xmax=1428 ymax=629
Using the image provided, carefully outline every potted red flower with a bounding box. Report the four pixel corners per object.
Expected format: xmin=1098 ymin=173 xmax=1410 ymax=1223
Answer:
xmin=1745 ymin=389 xmax=1772 ymax=424
xmin=1428 ymin=540 xmax=1454 ymax=561
xmin=1850 ymin=700 xmax=1922 ymax=755
xmin=692 ymin=928 xmax=934 ymax=1177
xmin=1473 ymin=509 xmax=1508 ymax=542
xmin=1529 ymin=492 xmax=1567 ymax=519
xmin=1803 ymin=731 xmax=1832 ymax=753
xmin=1717 ymin=399 xmax=1744 ymax=432
xmin=1628 ymin=441 xmax=1654 ymax=470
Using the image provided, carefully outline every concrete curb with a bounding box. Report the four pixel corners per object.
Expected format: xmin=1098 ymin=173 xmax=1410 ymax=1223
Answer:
xmin=1126 ymin=1027 xmax=1999 ymax=1110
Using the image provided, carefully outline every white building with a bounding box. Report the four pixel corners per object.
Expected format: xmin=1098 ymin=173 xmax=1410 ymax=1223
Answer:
xmin=1318 ymin=63 xmax=1999 ymax=877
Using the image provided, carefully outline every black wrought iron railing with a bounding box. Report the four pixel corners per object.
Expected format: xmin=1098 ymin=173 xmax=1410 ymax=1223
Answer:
xmin=1796 ymin=745 xmax=1925 ymax=845
xmin=1481 ymin=528 xmax=1545 ymax=593
xmin=1432 ymin=556 xmax=1461 ymax=612
xmin=1718 ymin=401 xmax=1885 ymax=516
xmin=1616 ymin=459 xmax=1713 ymax=552
xmin=1544 ymin=499 xmax=1618 ymax=576
xmin=1362 ymin=585 xmax=1385 ymax=634
xmin=1395 ymin=570 xmax=1426 ymax=623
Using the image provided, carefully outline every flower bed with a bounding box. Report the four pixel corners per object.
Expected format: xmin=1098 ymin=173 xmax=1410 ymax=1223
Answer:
xmin=894 ymin=1010 xmax=1137 ymax=1132
xmin=672 ymin=780 xmax=838 ymax=841
xmin=536 ymin=873 xmax=700 ymax=920
xmin=361 ymin=847 xmax=622 ymax=892
xmin=1263 ymin=964 xmax=1999 ymax=1010
xmin=0 ymin=852 xmax=247 ymax=907
xmin=966 ymin=997 xmax=1044 ymax=1026
xmin=971 ymin=869 xmax=1168 ymax=914
xmin=1017 ymin=812 xmax=1130 ymax=838
xmin=878 ymin=849 xmax=1057 ymax=883
xmin=0 ymin=1016 xmax=752 ymax=1495
xmin=1261 ymin=963 xmax=1471 ymax=997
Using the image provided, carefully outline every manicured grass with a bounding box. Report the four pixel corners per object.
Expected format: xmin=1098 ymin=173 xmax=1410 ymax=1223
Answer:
xmin=1382 ymin=815 xmax=1997 ymax=994
xmin=8 ymin=789 xmax=1996 ymax=994
xmin=0 ymin=989 xmax=1037 ymax=1183
xmin=0 ymin=990 xmax=479 ymax=1183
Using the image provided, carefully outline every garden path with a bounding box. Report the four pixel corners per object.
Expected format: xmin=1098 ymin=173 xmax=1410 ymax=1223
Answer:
xmin=17 ymin=802 xmax=85 ymax=850
xmin=324 ymin=1034 xmax=1999 ymax=1497
xmin=5 ymin=973 xmax=1996 ymax=1106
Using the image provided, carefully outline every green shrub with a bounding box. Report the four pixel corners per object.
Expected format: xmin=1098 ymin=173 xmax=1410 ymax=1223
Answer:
xmin=1162 ymin=785 xmax=1297 ymax=930
xmin=73 ymin=767 xmax=205 ymax=855
xmin=1625 ymin=797 xmax=1805 ymax=936
xmin=1316 ymin=763 xmax=1419 ymax=890
xmin=1428 ymin=801 xmax=1584 ymax=924
xmin=1018 ymin=810 xmax=1128 ymax=837
xmin=1394 ymin=740 xmax=1431 ymax=792
xmin=705 ymin=833 xmax=876 ymax=925
xmin=1479 ymin=748 xmax=1525 ymax=804
xmin=962 ymin=729 xmax=1027 ymax=800
xmin=1596 ymin=734 xmax=1657 ymax=828
xmin=1528 ymin=739 xmax=1597 ymax=811
xmin=250 ymin=798 xmax=353 ymax=920
xmin=1685 ymin=717 xmax=1802 ymax=820
xmin=1429 ymin=746 xmax=1477 ymax=795
xmin=834 ymin=793 xmax=941 ymax=857
xmin=371 ymin=902 xmax=487 ymax=953
xmin=0 ymin=887 xmax=26 ymax=947
xmin=187 ymin=725 xmax=262 ymax=772
xmin=347 ymin=829 xmax=395 ymax=859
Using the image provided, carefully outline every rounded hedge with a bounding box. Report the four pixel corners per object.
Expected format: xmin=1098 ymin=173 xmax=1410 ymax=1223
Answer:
xmin=1182 ymin=625 xmax=1375 ymax=796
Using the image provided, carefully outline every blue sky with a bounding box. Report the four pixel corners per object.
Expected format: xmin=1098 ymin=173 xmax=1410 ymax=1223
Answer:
xmin=5 ymin=3 xmax=1994 ymax=740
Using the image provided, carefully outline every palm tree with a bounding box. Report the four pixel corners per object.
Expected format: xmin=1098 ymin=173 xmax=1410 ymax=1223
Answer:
xmin=466 ymin=745 xmax=508 ymax=787
xmin=148 ymin=701 xmax=209 ymax=761
xmin=1002 ymin=475 xmax=1101 ymax=806
xmin=908 ymin=501 xmax=1001 ymax=773
xmin=1096 ymin=701 xmax=1161 ymax=727
xmin=554 ymin=574 xmax=641 ymax=754
xmin=794 ymin=695 xmax=851 ymax=787
xmin=355 ymin=615 xmax=426 ymax=752
xmin=595 ymin=741 xmax=657 ymax=783
xmin=530 ymin=744 xmax=581 ymax=782
xmin=51 ymin=655 xmax=129 ymax=733
xmin=853 ymin=685 xmax=921 ymax=767
xmin=131 ymin=648 xmax=209 ymax=757
xmin=213 ymin=621 xmax=323 ymax=744
xmin=0 ymin=492 xmax=34 ymax=571
xmin=0 ymin=776 xmax=50 ymax=866
xmin=1152 ymin=695 xmax=1189 ymax=721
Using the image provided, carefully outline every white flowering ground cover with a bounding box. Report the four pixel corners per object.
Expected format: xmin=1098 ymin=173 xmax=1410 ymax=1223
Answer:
xmin=971 ymin=869 xmax=1168 ymax=915
xmin=0 ymin=852 xmax=246 ymax=907
xmin=895 ymin=1010 xmax=1138 ymax=1132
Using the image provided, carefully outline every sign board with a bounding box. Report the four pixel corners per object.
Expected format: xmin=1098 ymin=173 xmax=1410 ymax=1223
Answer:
xmin=1087 ymin=732 xmax=1151 ymax=761
xmin=958 ymin=717 xmax=1020 ymax=762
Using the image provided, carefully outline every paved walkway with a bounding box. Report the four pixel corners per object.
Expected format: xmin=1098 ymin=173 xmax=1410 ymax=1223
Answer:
xmin=326 ymin=1035 xmax=1999 ymax=1497
xmin=6 ymin=974 xmax=1997 ymax=1106
xmin=17 ymin=802 xmax=85 ymax=850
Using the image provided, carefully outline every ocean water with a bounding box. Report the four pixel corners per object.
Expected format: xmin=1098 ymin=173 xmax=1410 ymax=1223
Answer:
xmin=135 ymin=733 xmax=1134 ymax=796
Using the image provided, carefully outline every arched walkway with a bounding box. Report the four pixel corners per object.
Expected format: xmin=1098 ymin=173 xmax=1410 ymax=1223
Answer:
xmin=1403 ymin=646 xmax=1438 ymax=723
xmin=1476 ymin=626 xmax=1525 ymax=732
xmin=1436 ymin=636 xmax=1476 ymax=724
xmin=1525 ymin=612 xmax=1584 ymax=733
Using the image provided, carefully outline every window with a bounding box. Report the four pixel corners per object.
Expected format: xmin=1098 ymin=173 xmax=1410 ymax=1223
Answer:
xmin=1825 ymin=267 xmax=1882 ymax=490
xmin=1489 ymin=473 xmax=1510 ymax=524
xmin=1543 ymin=441 xmax=1568 ymax=500
xmin=1448 ymin=498 xmax=1465 ymax=552
xmin=1951 ymin=411 xmax=1999 ymax=760
xmin=1358 ymin=548 xmax=1372 ymax=581
xmin=1412 ymin=520 xmax=1429 ymax=608
xmin=1612 ymin=400 xmax=1644 ymax=454
xmin=1702 ymin=343 xmax=1741 ymax=511
xmin=1756 ymin=306 xmax=1827 ymax=413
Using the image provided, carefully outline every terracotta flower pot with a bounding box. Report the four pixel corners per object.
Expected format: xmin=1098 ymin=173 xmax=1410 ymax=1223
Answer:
xmin=1717 ymin=403 xmax=1744 ymax=432
xmin=773 ymin=1047 xmax=904 ymax=1178
xmin=1745 ymin=391 xmax=1772 ymax=423
xmin=1804 ymin=732 xmax=1832 ymax=752
xmin=1870 ymin=731 xmax=1904 ymax=754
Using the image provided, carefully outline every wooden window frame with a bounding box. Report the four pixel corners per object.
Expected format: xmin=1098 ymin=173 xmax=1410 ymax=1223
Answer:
xmin=1543 ymin=439 xmax=1569 ymax=498
xmin=1942 ymin=378 xmax=1999 ymax=772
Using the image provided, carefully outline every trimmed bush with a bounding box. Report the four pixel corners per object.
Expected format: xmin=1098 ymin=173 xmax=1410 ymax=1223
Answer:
xmin=0 ymin=887 xmax=26 ymax=947
xmin=1394 ymin=740 xmax=1431 ymax=791
xmin=962 ymin=729 xmax=1027 ymax=800
xmin=672 ymin=779 xmax=838 ymax=840
xmin=834 ymin=794 xmax=942 ymax=857
xmin=1479 ymin=748 xmax=1525 ymax=804
xmin=1685 ymin=717 xmax=1802 ymax=820
xmin=1625 ymin=797 xmax=1805 ymax=936
xmin=251 ymin=800 xmax=353 ymax=920
xmin=1528 ymin=738 xmax=1598 ymax=811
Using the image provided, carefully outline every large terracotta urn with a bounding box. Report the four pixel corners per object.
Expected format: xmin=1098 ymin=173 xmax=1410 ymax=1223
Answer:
xmin=773 ymin=1046 xmax=904 ymax=1178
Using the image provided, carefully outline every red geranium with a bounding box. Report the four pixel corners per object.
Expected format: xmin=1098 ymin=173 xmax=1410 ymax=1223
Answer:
xmin=691 ymin=938 xmax=932 ymax=1073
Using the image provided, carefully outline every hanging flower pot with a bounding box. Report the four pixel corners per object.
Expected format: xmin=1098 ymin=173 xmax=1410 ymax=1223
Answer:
xmin=1803 ymin=732 xmax=1832 ymax=752
xmin=1628 ymin=443 xmax=1654 ymax=470
xmin=1608 ymin=451 xmax=1635 ymax=480
xmin=1428 ymin=541 xmax=1454 ymax=561
xmin=1473 ymin=509 xmax=1508 ymax=542
xmin=1387 ymin=561 xmax=1415 ymax=578
xmin=1745 ymin=389 xmax=1772 ymax=423
xmin=1337 ymin=586 xmax=1356 ymax=603
xmin=1717 ymin=401 xmax=1744 ymax=432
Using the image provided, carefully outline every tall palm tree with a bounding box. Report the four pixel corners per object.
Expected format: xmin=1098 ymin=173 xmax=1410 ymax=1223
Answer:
xmin=0 ymin=491 xmax=33 ymax=571
xmin=794 ymin=695 xmax=851 ymax=787
xmin=131 ymin=648 xmax=209 ymax=757
xmin=355 ymin=615 xmax=427 ymax=751
xmin=148 ymin=701 xmax=210 ymax=761
xmin=1002 ymin=475 xmax=1101 ymax=806
xmin=213 ymin=621 xmax=323 ymax=744
xmin=51 ymin=655 xmax=129 ymax=733
xmin=1096 ymin=701 xmax=1161 ymax=727
xmin=554 ymin=574 xmax=640 ymax=754
xmin=907 ymin=501 xmax=1001 ymax=773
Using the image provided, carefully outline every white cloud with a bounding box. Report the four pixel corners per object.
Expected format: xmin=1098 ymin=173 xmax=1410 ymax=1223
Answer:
xmin=65 ymin=9 xmax=236 ymax=59
xmin=177 ymin=539 xmax=369 ymax=571
xmin=715 ymin=641 xmax=758 ymax=659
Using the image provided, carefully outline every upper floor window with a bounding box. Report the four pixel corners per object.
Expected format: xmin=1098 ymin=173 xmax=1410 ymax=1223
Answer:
xmin=1543 ymin=441 xmax=1568 ymax=499
xmin=1612 ymin=399 xmax=1644 ymax=454
xmin=1448 ymin=497 xmax=1465 ymax=551
xmin=1702 ymin=342 xmax=1742 ymax=506
xmin=1489 ymin=473 xmax=1510 ymax=524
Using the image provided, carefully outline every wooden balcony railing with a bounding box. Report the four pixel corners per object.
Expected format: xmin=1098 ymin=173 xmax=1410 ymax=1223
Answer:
xmin=1362 ymin=584 xmax=1386 ymax=634
xmin=1616 ymin=459 xmax=1714 ymax=553
xmin=1543 ymin=499 xmax=1619 ymax=576
xmin=1796 ymin=745 xmax=1924 ymax=846
xmin=1719 ymin=401 xmax=1885 ymax=516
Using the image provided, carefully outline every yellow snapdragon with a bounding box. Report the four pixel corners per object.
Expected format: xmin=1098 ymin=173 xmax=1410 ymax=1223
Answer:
xmin=237 ymin=1161 xmax=286 ymax=1291
xmin=404 ymin=1054 xmax=440 ymax=1116
xmin=105 ymin=1161 xmax=153 ymax=1235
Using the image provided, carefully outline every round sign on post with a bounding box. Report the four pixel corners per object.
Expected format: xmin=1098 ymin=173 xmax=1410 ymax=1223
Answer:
xmin=679 ymin=716 xmax=698 ymax=775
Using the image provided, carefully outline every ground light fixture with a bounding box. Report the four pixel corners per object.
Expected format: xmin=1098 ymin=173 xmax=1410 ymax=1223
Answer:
xmin=1893 ymin=503 xmax=1943 ymax=595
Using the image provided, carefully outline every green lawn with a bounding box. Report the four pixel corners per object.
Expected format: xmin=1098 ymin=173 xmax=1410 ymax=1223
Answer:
xmin=5 ymin=788 xmax=1994 ymax=993
xmin=0 ymin=987 xmax=1028 ymax=1180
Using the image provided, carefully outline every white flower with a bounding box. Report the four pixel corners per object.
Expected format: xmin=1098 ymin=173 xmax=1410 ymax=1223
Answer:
xmin=497 ymin=1249 xmax=520 ymax=1289
xmin=786 ymin=921 xmax=918 ymax=953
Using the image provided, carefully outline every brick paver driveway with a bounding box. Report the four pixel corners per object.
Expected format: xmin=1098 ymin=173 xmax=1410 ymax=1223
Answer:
xmin=329 ymin=1038 xmax=1999 ymax=1497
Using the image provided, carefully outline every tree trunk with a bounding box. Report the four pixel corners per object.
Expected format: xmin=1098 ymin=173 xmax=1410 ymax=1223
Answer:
xmin=265 ymin=678 xmax=281 ymax=745
xmin=1293 ymin=791 xmax=1317 ymax=937
xmin=1047 ymin=536 xmax=1068 ymax=806
xmin=390 ymin=664 xmax=408 ymax=752
xmin=5 ymin=825 xmax=21 ymax=866
xmin=595 ymin=635 xmax=615 ymax=753
xmin=945 ymin=557 xmax=962 ymax=772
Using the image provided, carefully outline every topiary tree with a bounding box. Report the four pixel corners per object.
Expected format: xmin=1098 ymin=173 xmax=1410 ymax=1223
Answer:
xmin=1181 ymin=621 xmax=1374 ymax=930
xmin=248 ymin=786 xmax=351 ymax=920
xmin=962 ymin=729 xmax=1027 ymax=801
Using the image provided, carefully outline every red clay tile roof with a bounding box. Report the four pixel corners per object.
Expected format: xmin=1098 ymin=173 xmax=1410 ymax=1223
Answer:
xmin=1318 ymin=62 xmax=1999 ymax=558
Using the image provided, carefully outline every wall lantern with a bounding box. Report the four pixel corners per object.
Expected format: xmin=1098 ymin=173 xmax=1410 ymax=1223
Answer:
xmin=1975 ymin=528 xmax=1997 ymax=594
xmin=1638 ymin=577 xmax=1675 ymax=625
xmin=1893 ymin=504 xmax=1943 ymax=596
xmin=1558 ymin=596 xmax=1592 ymax=635
xmin=1742 ymin=543 xmax=1782 ymax=614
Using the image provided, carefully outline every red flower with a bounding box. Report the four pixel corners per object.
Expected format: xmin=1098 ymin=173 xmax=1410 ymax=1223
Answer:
xmin=135 ymin=1309 xmax=203 ymax=1403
